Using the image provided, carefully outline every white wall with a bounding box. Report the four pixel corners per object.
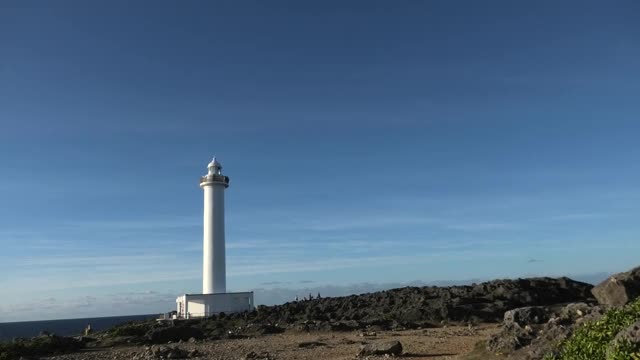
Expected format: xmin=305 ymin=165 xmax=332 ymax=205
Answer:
xmin=202 ymin=182 xmax=226 ymax=294
xmin=177 ymin=292 xmax=253 ymax=318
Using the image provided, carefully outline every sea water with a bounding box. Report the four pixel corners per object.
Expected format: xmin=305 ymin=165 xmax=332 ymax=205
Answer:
xmin=0 ymin=314 xmax=157 ymax=341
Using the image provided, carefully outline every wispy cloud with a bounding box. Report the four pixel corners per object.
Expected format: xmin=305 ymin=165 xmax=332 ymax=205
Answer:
xmin=56 ymin=217 xmax=200 ymax=230
xmin=259 ymin=281 xmax=286 ymax=286
xmin=444 ymin=222 xmax=518 ymax=231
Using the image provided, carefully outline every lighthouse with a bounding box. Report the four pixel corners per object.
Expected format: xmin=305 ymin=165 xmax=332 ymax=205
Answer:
xmin=175 ymin=157 xmax=254 ymax=318
xmin=201 ymin=157 xmax=228 ymax=294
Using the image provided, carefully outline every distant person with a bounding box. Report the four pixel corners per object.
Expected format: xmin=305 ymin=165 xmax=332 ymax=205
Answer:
xmin=84 ymin=324 xmax=92 ymax=336
xmin=317 ymin=292 xmax=321 ymax=299
xmin=308 ymin=293 xmax=313 ymax=300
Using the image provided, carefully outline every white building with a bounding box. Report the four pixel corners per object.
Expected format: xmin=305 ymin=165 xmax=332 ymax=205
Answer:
xmin=176 ymin=158 xmax=254 ymax=318
xmin=175 ymin=292 xmax=254 ymax=318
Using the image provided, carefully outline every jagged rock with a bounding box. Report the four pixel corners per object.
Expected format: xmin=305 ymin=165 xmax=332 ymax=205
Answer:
xmin=487 ymin=305 xmax=562 ymax=355
xmin=92 ymin=276 xmax=595 ymax=359
xmin=483 ymin=302 xmax=606 ymax=359
xmin=358 ymin=340 xmax=403 ymax=356
xmin=329 ymin=320 xmax=361 ymax=331
xmin=504 ymin=307 xmax=550 ymax=326
xmin=487 ymin=322 xmax=534 ymax=354
xmin=244 ymin=324 xmax=285 ymax=335
xmin=226 ymin=277 xmax=594 ymax=331
xmin=145 ymin=326 xmax=204 ymax=344
xmin=557 ymin=302 xmax=592 ymax=321
xmin=592 ymin=266 xmax=640 ymax=306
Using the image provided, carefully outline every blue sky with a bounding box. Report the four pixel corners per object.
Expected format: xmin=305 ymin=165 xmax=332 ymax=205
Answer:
xmin=1 ymin=0 xmax=640 ymax=321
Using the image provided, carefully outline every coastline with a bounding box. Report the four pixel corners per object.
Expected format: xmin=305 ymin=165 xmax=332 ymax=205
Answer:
xmin=0 ymin=314 xmax=158 ymax=342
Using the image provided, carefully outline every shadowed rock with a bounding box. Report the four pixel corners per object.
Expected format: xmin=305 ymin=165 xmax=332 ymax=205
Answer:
xmin=145 ymin=326 xmax=204 ymax=344
xmin=483 ymin=302 xmax=605 ymax=359
xmin=298 ymin=340 xmax=327 ymax=348
xmin=240 ymin=277 xmax=594 ymax=330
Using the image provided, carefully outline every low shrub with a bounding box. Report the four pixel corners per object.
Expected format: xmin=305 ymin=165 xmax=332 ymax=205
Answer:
xmin=0 ymin=335 xmax=82 ymax=360
xmin=107 ymin=320 xmax=155 ymax=337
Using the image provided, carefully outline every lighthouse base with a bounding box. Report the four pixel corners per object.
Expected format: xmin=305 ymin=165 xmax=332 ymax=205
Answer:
xmin=175 ymin=292 xmax=254 ymax=319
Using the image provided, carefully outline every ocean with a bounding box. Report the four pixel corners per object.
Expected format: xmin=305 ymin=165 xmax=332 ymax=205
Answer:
xmin=0 ymin=314 xmax=158 ymax=341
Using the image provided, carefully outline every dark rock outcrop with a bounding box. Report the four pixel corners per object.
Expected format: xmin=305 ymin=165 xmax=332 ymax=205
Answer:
xmin=88 ymin=276 xmax=595 ymax=357
xmin=503 ymin=307 xmax=550 ymax=327
xmin=0 ymin=334 xmax=83 ymax=360
xmin=482 ymin=302 xmax=605 ymax=359
xmin=145 ymin=326 xmax=204 ymax=344
xmin=233 ymin=277 xmax=594 ymax=330
xmin=592 ymin=266 xmax=640 ymax=306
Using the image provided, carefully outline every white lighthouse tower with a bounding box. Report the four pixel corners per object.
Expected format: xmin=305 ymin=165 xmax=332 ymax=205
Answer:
xmin=175 ymin=157 xmax=254 ymax=318
xmin=201 ymin=157 xmax=228 ymax=294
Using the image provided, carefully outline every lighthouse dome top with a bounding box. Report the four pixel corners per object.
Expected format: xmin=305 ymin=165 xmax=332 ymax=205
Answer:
xmin=205 ymin=157 xmax=225 ymax=177
xmin=208 ymin=157 xmax=221 ymax=169
xmin=200 ymin=156 xmax=229 ymax=187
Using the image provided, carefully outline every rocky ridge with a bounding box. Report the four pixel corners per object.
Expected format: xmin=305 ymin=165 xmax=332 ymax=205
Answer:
xmin=0 ymin=276 xmax=595 ymax=359
xmin=466 ymin=265 xmax=640 ymax=359
xmin=87 ymin=276 xmax=594 ymax=348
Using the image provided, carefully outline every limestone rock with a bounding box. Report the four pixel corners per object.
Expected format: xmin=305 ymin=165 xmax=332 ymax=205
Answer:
xmin=504 ymin=307 xmax=550 ymax=326
xmin=592 ymin=266 xmax=640 ymax=306
xmin=358 ymin=340 xmax=403 ymax=356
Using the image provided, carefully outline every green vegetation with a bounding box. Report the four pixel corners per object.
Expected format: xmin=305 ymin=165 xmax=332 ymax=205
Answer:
xmin=545 ymin=298 xmax=640 ymax=360
xmin=0 ymin=335 xmax=82 ymax=360
xmin=106 ymin=319 xmax=155 ymax=337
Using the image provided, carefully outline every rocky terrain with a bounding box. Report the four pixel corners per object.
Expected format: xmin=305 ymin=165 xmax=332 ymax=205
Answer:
xmin=4 ymin=269 xmax=639 ymax=359
xmin=463 ymin=265 xmax=640 ymax=359
xmin=41 ymin=326 xmax=499 ymax=360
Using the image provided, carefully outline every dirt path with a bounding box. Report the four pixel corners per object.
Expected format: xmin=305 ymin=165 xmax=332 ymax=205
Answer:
xmin=45 ymin=324 xmax=499 ymax=360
